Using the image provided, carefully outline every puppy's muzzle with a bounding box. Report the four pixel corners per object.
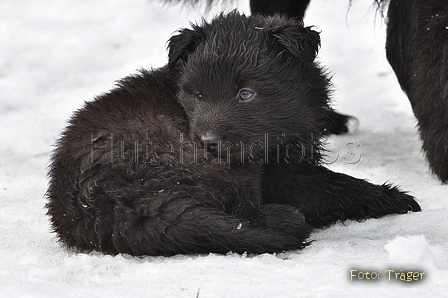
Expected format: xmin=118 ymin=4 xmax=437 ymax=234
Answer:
xmin=200 ymin=134 xmax=222 ymax=151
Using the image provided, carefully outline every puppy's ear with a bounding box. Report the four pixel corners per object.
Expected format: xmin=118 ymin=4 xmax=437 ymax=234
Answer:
xmin=271 ymin=25 xmax=320 ymax=64
xmin=167 ymin=27 xmax=204 ymax=69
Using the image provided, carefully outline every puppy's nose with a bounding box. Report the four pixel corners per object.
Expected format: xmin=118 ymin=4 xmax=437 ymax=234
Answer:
xmin=200 ymin=134 xmax=222 ymax=151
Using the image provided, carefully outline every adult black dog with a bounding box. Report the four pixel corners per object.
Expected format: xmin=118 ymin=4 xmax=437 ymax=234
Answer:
xmin=164 ymin=0 xmax=448 ymax=183
xmin=46 ymin=12 xmax=420 ymax=256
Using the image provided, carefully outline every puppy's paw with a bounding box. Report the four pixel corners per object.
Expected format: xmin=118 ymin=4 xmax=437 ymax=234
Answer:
xmin=324 ymin=111 xmax=359 ymax=135
xmin=260 ymin=204 xmax=312 ymax=238
xmin=382 ymin=183 xmax=422 ymax=213
xmin=345 ymin=116 xmax=360 ymax=134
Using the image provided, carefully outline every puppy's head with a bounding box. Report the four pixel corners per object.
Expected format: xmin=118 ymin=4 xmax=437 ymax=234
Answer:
xmin=168 ymin=11 xmax=329 ymax=162
xmin=168 ymin=11 xmax=320 ymax=69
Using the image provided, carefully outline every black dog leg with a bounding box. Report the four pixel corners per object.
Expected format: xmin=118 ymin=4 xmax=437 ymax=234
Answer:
xmin=386 ymin=0 xmax=448 ymax=183
xmin=48 ymin=164 xmax=312 ymax=256
xmin=110 ymin=196 xmax=312 ymax=256
xmin=263 ymin=163 xmax=421 ymax=228
xmin=250 ymin=0 xmax=310 ymax=19
xmin=324 ymin=110 xmax=359 ymax=135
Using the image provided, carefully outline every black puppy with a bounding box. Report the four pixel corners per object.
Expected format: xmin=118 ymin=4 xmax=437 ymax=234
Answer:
xmin=46 ymin=12 xmax=420 ymax=256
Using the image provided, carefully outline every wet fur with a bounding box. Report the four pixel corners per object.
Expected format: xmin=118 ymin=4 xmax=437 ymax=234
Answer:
xmin=250 ymin=0 xmax=448 ymax=183
xmin=385 ymin=0 xmax=448 ymax=183
xmin=164 ymin=1 xmax=448 ymax=183
xmin=46 ymin=12 xmax=420 ymax=256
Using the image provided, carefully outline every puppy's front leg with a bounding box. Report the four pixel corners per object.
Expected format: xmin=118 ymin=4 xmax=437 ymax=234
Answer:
xmin=262 ymin=163 xmax=421 ymax=228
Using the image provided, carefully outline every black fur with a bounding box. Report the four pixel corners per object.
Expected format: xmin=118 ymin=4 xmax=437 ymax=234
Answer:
xmin=385 ymin=0 xmax=448 ymax=183
xmin=250 ymin=0 xmax=310 ymax=19
xmin=46 ymin=12 xmax=420 ymax=256
xmin=163 ymin=1 xmax=448 ymax=182
xmin=250 ymin=0 xmax=448 ymax=182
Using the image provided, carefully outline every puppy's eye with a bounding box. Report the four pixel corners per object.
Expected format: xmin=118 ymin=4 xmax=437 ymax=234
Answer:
xmin=195 ymin=93 xmax=203 ymax=101
xmin=238 ymin=89 xmax=255 ymax=102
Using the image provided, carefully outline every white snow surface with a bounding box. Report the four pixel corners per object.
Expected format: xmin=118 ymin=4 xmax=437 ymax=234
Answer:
xmin=1 ymin=0 xmax=447 ymax=297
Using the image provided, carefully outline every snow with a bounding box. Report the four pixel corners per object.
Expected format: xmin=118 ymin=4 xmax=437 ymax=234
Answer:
xmin=1 ymin=0 xmax=447 ymax=297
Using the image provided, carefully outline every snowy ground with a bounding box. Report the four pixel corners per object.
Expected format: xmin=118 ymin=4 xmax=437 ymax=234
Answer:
xmin=1 ymin=0 xmax=447 ymax=297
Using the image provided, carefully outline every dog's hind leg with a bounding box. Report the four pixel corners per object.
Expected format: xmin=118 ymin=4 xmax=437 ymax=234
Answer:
xmin=52 ymin=164 xmax=313 ymax=256
xmin=407 ymin=2 xmax=448 ymax=183
xmin=262 ymin=163 xmax=421 ymax=228
xmin=386 ymin=0 xmax=448 ymax=182
xmin=109 ymin=195 xmax=312 ymax=256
